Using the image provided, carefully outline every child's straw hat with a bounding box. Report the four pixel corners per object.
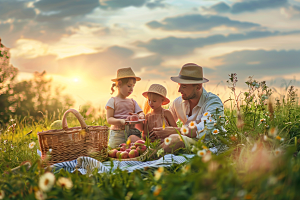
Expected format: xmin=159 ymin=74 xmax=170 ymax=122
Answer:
xmin=142 ymin=84 xmax=170 ymax=105
xmin=111 ymin=67 xmax=141 ymax=82
xmin=171 ymin=63 xmax=209 ymax=84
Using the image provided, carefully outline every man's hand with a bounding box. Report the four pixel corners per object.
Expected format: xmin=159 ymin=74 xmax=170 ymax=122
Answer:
xmin=149 ymin=127 xmax=178 ymax=141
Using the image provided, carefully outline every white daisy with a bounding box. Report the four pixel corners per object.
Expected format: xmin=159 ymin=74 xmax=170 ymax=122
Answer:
xmin=212 ymin=129 xmax=219 ymax=135
xmin=188 ymin=121 xmax=196 ymax=129
xmin=268 ymin=127 xmax=278 ymax=137
xmin=197 ymin=150 xmax=206 ymax=157
xmin=29 ymin=142 xmax=36 ymax=149
xmin=57 ymin=177 xmax=73 ymax=189
xmin=164 ymin=137 xmax=172 ymax=146
xmin=39 ymin=172 xmax=55 ymax=192
xmin=3 ymin=140 xmax=7 ymax=144
xmin=35 ymin=190 xmax=47 ymax=200
xmin=180 ymin=125 xmax=189 ymax=135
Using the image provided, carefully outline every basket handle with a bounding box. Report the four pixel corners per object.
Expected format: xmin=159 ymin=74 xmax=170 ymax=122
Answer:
xmin=62 ymin=109 xmax=87 ymax=130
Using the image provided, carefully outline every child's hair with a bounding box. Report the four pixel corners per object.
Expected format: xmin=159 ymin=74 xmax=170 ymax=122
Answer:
xmin=143 ymin=93 xmax=164 ymax=114
xmin=110 ymin=78 xmax=136 ymax=95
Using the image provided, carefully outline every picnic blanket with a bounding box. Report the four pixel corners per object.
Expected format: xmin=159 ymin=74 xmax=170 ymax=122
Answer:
xmin=51 ymin=154 xmax=195 ymax=175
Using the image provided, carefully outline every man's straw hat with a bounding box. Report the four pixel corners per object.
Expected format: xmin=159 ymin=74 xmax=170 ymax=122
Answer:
xmin=142 ymin=84 xmax=170 ymax=105
xmin=171 ymin=63 xmax=209 ymax=84
xmin=111 ymin=67 xmax=141 ymax=82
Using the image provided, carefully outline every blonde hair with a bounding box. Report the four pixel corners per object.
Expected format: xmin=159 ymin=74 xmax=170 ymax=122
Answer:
xmin=110 ymin=78 xmax=136 ymax=95
xmin=143 ymin=93 xmax=164 ymax=114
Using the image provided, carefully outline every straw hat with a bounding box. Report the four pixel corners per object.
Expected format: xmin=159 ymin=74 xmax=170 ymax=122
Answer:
xmin=142 ymin=84 xmax=170 ymax=105
xmin=111 ymin=67 xmax=141 ymax=82
xmin=171 ymin=63 xmax=209 ymax=84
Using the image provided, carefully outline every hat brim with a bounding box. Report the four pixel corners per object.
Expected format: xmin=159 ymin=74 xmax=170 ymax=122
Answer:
xmin=111 ymin=76 xmax=141 ymax=82
xmin=142 ymin=92 xmax=170 ymax=105
xmin=170 ymin=76 xmax=209 ymax=84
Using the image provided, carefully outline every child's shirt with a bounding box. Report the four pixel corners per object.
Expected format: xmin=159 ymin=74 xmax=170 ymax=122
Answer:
xmin=145 ymin=108 xmax=170 ymax=134
xmin=105 ymin=96 xmax=142 ymax=130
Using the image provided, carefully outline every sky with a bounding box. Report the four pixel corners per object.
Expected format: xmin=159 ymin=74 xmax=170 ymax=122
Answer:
xmin=1 ymin=0 xmax=300 ymax=109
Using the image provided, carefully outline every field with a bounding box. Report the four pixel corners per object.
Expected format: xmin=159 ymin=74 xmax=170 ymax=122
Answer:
xmin=0 ymin=79 xmax=300 ymax=200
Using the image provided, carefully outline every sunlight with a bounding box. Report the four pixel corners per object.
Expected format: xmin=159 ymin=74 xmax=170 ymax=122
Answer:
xmin=73 ymin=78 xmax=79 ymax=82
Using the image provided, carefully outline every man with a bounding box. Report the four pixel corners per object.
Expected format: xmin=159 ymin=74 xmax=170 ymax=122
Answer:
xmin=149 ymin=63 xmax=224 ymax=153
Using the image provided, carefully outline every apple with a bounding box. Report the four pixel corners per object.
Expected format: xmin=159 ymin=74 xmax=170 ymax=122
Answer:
xmin=130 ymin=146 xmax=136 ymax=150
xmin=140 ymin=145 xmax=147 ymax=153
xmin=126 ymin=116 xmax=131 ymax=121
xmin=134 ymin=150 xmax=139 ymax=157
xmin=120 ymin=143 xmax=127 ymax=147
xmin=135 ymin=140 xmax=145 ymax=147
xmin=121 ymin=152 xmax=129 ymax=159
xmin=130 ymin=115 xmax=139 ymax=121
xmin=129 ymin=150 xmax=136 ymax=158
xmin=120 ymin=146 xmax=127 ymax=151
xmin=108 ymin=149 xmax=118 ymax=158
xmin=126 ymin=149 xmax=131 ymax=153
xmin=116 ymin=151 xmax=122 ymax=159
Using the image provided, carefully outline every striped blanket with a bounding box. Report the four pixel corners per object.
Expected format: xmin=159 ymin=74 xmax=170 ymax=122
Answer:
xmin=51 ymin=154 xmax=195 ymax=175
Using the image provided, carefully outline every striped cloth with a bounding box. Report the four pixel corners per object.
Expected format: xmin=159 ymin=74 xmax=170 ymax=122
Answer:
xmin=51 ymin=154 xmax=195 ymax=175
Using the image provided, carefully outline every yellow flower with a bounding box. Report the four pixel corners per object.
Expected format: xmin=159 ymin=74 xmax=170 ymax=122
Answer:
xmin=182 ymin=164 xmax=191 ymax=174
xmin=202 ymin=145 xmax=208 ymax=150
xmin=276 ymin=136 xmax=282 ymax=140
xmin=180 ymin=125 xmax=189 ymax=135
xmin=126 ymin=138 xmax=131 ymax=146
xmin=35 ymin=190 xmax=47 ymax=200
xmin=212 ymin=129 xmax=219 ymax=135
xmin=268 ymin=127 xmax=278 ymax=137
xmin=154 ymin=167 xmax=164 ymax=180
xmin=162 ymin=119 xmax=166 ymax=130
xmin=188 ymin=121 xmax=196 ymax=129
xmin=197 ymin=150 xmax=206 ymax=157
xmin=153 ymin=185 xmax=162 ymax=196
xmin=0 ymin=190 xmax=4 ymax=199
xmin=57 ymin=177 xmax=73 ymax=189
xmin=39 ymin=172 xmax=55 ymax=192
xmin=29 ymin=142 xmax=36 ymax=149
xmin=164 ymin=137 xmax=172 ymax=145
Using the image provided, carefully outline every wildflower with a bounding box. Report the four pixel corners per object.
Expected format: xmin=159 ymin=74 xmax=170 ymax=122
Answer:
xmin=154 ymin=167 xmax=164 ymax=181
xmin=203 ymin=112 xmax=211 ymax=118
xmin=39 ymin=172 xmax=55 ymax=192
xmin=0 ymin=190 xmax=4 ymax=199
xmin=202 ymin=145 xmax=208 ymax=150
xmin=225 ymin=120 xmax=229 ymax=125
xmin=230 ymin=135 xmax=237 ymax=141
xmin=260 ymin=119 xmax=266 ymax=123
xmin=276 ymin=136 xmax=282 ymax=140
xmin=263 ymin=135 xmax=268 ymax=141
xmin=162 ymin=119 xmax=166 ymax=130
xmin=29 ymin=142 xmax=36 ymax=149
xmin=212 ymin=129 xmax=219 ymax=135
xmin=280 ymin=138 xmax=284 ymax=142
xmin=3 ymin=140 xmax=7 ymax=144
xmin=180 ymin=125 xmax=189 ymax=135
xmin=224 ymin=134 xmax=227 ymax=137
xmin=275 ymin=148 xmax=282 ymax=156
xmin=126 ymin=138 xmax=131 ymax=146
xmin=164 ymin=137 xmax=172 ymax=145
xmin=197 ymin=150 xmax=206 ymax=157
xmin=57 ymin=177 xmax=73 ymax=189
xmin=191 ymin=146 xmax=197 ymax=152
xmin=153 ymin=185 xmax=162 ymax=196
xmin=182 ymin=164 xmax=190 ymax=175
xmin=268 ymin=127 xmax=278 ymax=137
xmin=188 ymin=121 xmax=196 ymax=129
xmin=35 ymin=190 xmax=47 ymax=200
xmin=11 ymin=144 xmax=14 ymax=149
xmin=156 ymin=148 xmax=164 ymax=157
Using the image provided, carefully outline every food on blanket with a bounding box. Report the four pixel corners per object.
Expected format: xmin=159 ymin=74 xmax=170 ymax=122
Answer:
xmin=116 ymin=151 xmax=122 ymax=159
xmin=129 ymin=150 xmax=136 ymax=158
xmin=108 ymin=149 xmax=118 ymax=158
xmin=130 ymin=146 xmax=136 ymax=150
xmin=126 ymin=149 xmax=131 ymax=153
xmin=135 ymin=140 xmax=145 ymax=147
xmin=130 ymin=115 xmax=139 ymax=121
xmin=137 ymin=145 xmax=147 ymax=154
xmin=121 ymin=152 xmax=129 ymax=159
xmin=50 ymin=120 xmax=62 ymax=130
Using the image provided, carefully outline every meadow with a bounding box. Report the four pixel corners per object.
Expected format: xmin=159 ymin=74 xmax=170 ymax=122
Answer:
xmin=0 ymin=76 xmax=300 ymax=200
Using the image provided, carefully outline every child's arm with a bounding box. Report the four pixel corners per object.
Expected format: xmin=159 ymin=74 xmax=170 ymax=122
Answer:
xmin=164 ymin=110 xmax=178 ymax=127
xmin=106 ymin=107 xmax=126 ymax=126
xmin=142 ymin=114 xmax=149 ymax=140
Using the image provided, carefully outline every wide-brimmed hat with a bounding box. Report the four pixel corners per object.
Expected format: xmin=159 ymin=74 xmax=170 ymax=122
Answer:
xmin=111 ymin=67 xmax=141 ymax=82
xmin=142 ymin=84 xmax=170 ymax=105
xmin=171 ymin=63 xmax=209 ymax=84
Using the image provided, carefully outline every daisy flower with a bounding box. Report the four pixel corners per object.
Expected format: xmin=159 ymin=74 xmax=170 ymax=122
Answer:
xmin=39 ymin=172 xmax=55 ymax=192
xmin=57 ymin=177 xmax=73 ymax=189
xmin=212 ymin=129 xmax=219 ymax=135
xmin=164 ymin=137 xmax=172 ymax=146
xmin=153 ymin=185 xmax=162 ymax=196
xmin=182 ymin=164 xmax=191 ymax=175
xmin=203 ymin=112 xmax=211 ymax=118
xmin=268 ymin=127 xmax=278 ymax=137
xmin=260 ymin=118 xmax=266 ymax=123
xmin=154 ymin=167 xmax=164 ymax=181
xmin=202 ymin=145 xmax=208 ymax=150
xmin=180 ymin=125 xmax=189 ymax=135
xmin=3 ymin=140 xmax=7 ymax=144
xmin=197 ymin=150 xmax=206 ymax=157
xmin=188 ymin=121 xmax=196 ymax=129
xmin=35 ymin=190 xmax=47 ymax=200
xmin=275 ymin=148 xmax=282 ymax=156
xmin=29 ymin=142 xmax=36 ymax=149
xmin=276 ymin=136 xmax=282 ymax=140
xmin=0 ymin=190 xmax=4 ymax=199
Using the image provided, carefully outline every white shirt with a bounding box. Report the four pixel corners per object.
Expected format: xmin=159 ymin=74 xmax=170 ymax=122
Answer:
xmin=169 ymin=88 xmax=224 ymax=138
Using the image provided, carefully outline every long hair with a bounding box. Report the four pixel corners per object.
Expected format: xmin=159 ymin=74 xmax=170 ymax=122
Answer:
xmin=143 ymin=93 xmax=164 ymax=115
xmin=110 ymin=78 xmax=136 ymax=95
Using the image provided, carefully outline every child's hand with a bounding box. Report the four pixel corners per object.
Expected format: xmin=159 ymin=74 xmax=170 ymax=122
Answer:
xmin=138 ymin=112 xmax=145 ymax=119
xmin=120 ymin=119 xmax=127 ymax=125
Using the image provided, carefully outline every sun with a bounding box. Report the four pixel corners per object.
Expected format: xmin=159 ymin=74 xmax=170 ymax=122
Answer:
xmin=73 ymin=78 xmax=79 ymax=82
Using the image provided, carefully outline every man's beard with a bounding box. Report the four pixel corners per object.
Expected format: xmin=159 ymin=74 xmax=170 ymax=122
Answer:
xmin=182 ymin=91 xmax=197 ymax=100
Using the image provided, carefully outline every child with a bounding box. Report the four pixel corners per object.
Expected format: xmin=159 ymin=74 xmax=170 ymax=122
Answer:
xmin=140 ymin=84 xmax=177 ymax=141
xmin=105 ymin=67 xmax=145 ymax=148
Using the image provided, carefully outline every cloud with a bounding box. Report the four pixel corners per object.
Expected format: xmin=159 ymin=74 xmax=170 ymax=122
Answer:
xmin=207 ymin=0 xmax=288 ymax=14
xmin=0 ymin=0 xmax=36 ymax=20
xmin=146 ymin=14 xmax=260 ymax=32
xmin=211 ymin=49 xmax=300 ymax=81
xmin=280 ymin=5 xmax=300 ymax=18
xmin=146 ymin=0 xmax=167 ymax=9
xmin=99 ymin=0 xmax=147 ymax=10
xmin=135 ymin=30 xmax=300 ymax=56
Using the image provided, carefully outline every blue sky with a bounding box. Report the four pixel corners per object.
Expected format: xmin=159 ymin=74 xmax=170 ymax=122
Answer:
xmin=1 ymin=0 xmax=300 ymax=107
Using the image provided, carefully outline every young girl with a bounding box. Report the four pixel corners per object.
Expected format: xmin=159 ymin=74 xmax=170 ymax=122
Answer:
xmin=129 ymin=84 xmax=177 ymax=143
xmin=105 ymin=67 xmax=145 ymax=148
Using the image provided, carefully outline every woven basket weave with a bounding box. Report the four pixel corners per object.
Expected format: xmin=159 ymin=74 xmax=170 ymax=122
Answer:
xmin=37 ymin=109 xmax=109 ymax=165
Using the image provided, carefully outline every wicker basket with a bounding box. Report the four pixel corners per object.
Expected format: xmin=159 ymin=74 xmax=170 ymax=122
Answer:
xmin=111 ymin=148 xmax=149 ymax=162
xmin=37 ymin=109 xmax=109 ymax=165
